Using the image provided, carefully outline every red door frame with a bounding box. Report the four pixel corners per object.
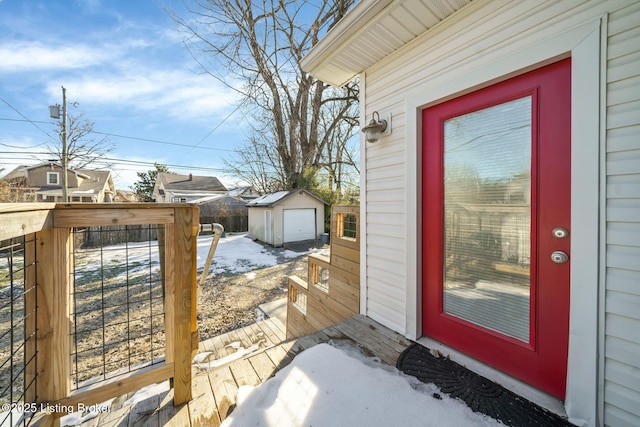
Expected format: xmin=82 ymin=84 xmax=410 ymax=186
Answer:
xmin=422 ymin=59 xmax=571 ymax=399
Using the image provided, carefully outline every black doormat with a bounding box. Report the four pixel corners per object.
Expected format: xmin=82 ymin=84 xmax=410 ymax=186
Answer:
xmin=396 ymin=344 xmax=574 ymax=426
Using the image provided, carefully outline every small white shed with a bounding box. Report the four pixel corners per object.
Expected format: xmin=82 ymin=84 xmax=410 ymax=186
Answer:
xmin=247 ymin=189 xmax=326 ymax=247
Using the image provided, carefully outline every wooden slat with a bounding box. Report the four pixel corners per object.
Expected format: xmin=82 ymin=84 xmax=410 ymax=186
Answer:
xmin=331 ymin=244 xmax=360 ymax=265
xmin=286 ymin=305 xmax=315 ymax=339
xmin=334 ymin=317 xmax=410 ymax=365
xmin=247 ymin=352 xmax=277 ymax=382
xmin=208 ymin=334 xmax=229 ymax=358
xmin=230 ymin=359 xmax=261 ymax=387
xmin=128 ymin=394 xmax=160 ymax=427
xmin=234 ymin=324 xmax=261 ymax=350
xmin=243 ymin=322 xmax=272 ymax=349
xmin=53 ymin=208 xmax=175 ymax=227
xmin=327 ymin=265 xmax=359 ymax=288
xmin=0 ymin=202 xmax=55 ymax=214
xmin=188 ymin=374 xmax=221 ymax=427
xmin=330 ymin=255 xmax=359 ymax=277
xmin=264 ymin=345 xmax=294 ymax=370
xmin=264 ymin=317 xmax=286 ymax=341
xmin=221 ymin=329 xmax=247 ymax=356
xmin=36 ymin=227 xmax=71 ymax=403
xmin=171 ymin=206 xmax=197 ymax=404
xmin=0 ymin=210 xmax=53 ymax=241
xmin=355 ymin=315 xmax=413 ymax=348
xmin=158 ymin=389 xmax=191 ymax=427
xmin=208 ymin=367 xmax=238 ymax=421
xmin=56 ymin=364 xmax=174 ymax=410
xmin=98 ymin=404 xmax=130 ymax=427
xmin=256 ymin=319 xmax=285 ymax=345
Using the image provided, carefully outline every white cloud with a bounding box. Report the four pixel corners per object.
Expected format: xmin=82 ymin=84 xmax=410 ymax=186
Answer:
xmin=0 ymin=41 xmax=113 ymax=72
xmin=48 ymin=68 xmax=240 ymax=122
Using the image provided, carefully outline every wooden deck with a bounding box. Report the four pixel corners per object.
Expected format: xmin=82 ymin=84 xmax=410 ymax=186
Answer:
xmin=75 ymin=315 xmax=412 ymax=426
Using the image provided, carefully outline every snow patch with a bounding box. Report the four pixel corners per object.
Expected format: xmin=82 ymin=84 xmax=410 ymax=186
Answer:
xmin=221 ymin=343 xmax=503 ymax=427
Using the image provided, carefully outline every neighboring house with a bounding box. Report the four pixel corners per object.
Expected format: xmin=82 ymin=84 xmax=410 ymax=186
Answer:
xmin=247 ymin=189 xmax=326 ymax=247
xmin=193 ymin=194 xmax=249 ymax=232
xmin=112 ymin=189 xmax=138 ymax=203
xmin=152 ymin=172 xmax=227 ymax=203
xmin=302 ymin=1 xmax=640 ymax=426
xmin=227 ymin=185 xmax=261 ymax=201
xmin=2 ymin=162 xmax=115 ymax=202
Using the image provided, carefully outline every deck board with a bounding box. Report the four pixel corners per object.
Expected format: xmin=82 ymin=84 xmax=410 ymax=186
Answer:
xmin=188 ymin=374 xmax=220 ymax=427
xmin=263 ymin=344 xmax=294 ymax=370
xmin=207 ymin=367 xmax=238 ymax=421
xmin=247 ymin=352 xmax=277 ymax=382
xmin=74 ymin=315 xmax=412 ymax=427
xmin=128 ymin=394 xmax=160 ymax=427
xmin=229 ymin=358 xmax=261 ymax=387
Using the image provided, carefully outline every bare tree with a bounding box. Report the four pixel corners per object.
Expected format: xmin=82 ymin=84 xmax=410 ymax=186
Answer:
xmin=46 ymin=111 xmax=114 ymax=170
xmin=169 ymin=0 xmax=359 ymax=192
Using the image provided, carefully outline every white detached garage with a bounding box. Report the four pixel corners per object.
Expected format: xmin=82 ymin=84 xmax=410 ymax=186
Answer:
xmin=247 ymin=189 xmax=326 ymax=247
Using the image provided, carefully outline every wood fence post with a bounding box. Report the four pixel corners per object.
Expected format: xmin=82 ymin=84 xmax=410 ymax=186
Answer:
xmin=168 ymin=206 xmax=197 ymax=405
xmin=36 ymin=228 xmax=71 ymax=403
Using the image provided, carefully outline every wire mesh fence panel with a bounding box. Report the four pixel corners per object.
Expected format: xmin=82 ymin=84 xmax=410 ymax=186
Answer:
xmin=0 ymin=235 xmax=38 ymax=427
xmin=70 ymin=225 xmax=166 ymax=389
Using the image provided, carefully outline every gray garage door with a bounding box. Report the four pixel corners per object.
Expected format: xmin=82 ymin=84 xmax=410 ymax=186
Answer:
xmin=283 ymin=209 xmax=316 ymax=242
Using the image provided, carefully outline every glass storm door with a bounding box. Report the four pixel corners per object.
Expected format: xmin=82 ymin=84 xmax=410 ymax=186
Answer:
xmin=422 ymin=59 xmax=571 ymax=399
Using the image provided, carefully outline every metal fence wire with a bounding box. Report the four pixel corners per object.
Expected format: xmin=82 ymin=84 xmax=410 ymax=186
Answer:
xmin=70 ymin=225 xmax=166 ymax=389
xmin=0 ymin=235 xmax=38 ymax=427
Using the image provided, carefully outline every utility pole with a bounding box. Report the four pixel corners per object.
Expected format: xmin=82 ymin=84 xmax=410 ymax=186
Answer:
xmin=50 ymin=87 xmax=69 ymax=202
xmin=61 ymin=86 xmax=68 ymax=202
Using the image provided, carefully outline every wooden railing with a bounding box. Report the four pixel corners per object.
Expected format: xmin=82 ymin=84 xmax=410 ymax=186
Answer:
xmin=286 ymin=205 xmax=360 ymax=339
xmin=0 ymin=203 xmax=198 ymax=425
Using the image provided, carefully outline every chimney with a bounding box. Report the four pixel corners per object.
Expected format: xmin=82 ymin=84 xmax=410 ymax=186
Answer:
xmin=189 ymin=173 xmax=193 ymax=181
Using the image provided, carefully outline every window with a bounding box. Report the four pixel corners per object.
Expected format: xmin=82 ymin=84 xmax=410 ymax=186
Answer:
xmin=47 ymin=172 xmax=59 ymax=185
xmin=336 ymin=213 xmax=357 ymax=241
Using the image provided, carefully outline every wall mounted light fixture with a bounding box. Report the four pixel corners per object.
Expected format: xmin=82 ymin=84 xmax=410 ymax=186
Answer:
xmin=361 ymin=111 xmax=388 ymax=143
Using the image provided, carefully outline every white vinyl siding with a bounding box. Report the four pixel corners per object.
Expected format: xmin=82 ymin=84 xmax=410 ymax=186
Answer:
xmin=364 ymin=105 xmax=407 ymax=331
xmin=358 ymin=0 xmax=640 ymax=424
xmin=604 ymin=2 xmax=640 ymax=425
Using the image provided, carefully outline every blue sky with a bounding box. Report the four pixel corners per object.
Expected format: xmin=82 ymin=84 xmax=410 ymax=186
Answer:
xmin=0 ymin=0 xmax=246 ymax=189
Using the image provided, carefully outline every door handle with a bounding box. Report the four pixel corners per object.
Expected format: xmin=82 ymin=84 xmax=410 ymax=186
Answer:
xmin=550 ymin=251 xmax=569 ymax=264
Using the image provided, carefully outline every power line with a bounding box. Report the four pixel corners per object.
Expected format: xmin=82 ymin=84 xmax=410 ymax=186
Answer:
xmin=91 ymin=130 xmax=236 ymax=152
xmin=0 ymin=96 xmax=57 ymax=140
xmin=1 ymin=151 xmax=240 ymax=174
xmin=0 ymin=116 xmax=237 ymax=153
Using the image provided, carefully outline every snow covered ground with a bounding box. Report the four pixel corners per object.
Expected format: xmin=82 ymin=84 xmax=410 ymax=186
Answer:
xmin=60 ymin=341 xmax=501 ymax=427
xmin=73 ymin=232 xmax=323 ymax=279
xmin=197 ymin=233 xmax=317 ymax=274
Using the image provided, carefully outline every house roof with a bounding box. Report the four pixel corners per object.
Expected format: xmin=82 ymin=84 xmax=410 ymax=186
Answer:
xmin=3 ymin=163 xmax=113 ymax=191
xmin=25 ymin=162 xmax=92 ymax=179
xmin=228 ymin=186 xmax=261 ymax=200
xmin=36 ymin=169 xmax=114 ymax=196
xmin=157 ymin=172 xmax=227 ymax=192
xmin=300 ymin=0 xmax=473 ymax=87
xmin=198 ymin=195 xmax=249 ymax=219
xmin=246 ymin=188 xmax=327 ymax=207
xmin=2 ymin=165 xmax=29 ymax=181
